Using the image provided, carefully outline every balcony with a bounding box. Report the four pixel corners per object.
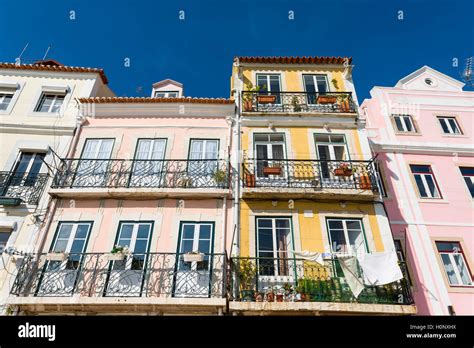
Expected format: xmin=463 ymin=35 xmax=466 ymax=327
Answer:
xmin=0 ymin=172 xmax=48 ymax=206
xmin=242 ymin=159 xmax=380 ymax=200
xmin=49 ymin=159 xmax=231 ymax=199
xmin=229 ymin=257 xmax=416 ymax=315
xmin=241 ymin=91 xmax=357 ymax=114
xmin=9 ymin=252 xmax=227 ymax=314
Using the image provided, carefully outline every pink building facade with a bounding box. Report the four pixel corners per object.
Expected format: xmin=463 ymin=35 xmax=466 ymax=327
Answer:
xmin=7 ymin=81 xmax=236 ymax=315
xmin=361 ymin=66 xmax=474 ymax=315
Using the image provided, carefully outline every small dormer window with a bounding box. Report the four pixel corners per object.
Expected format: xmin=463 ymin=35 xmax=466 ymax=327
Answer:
xmin=154 ymin=91 xmax=179 ymax=98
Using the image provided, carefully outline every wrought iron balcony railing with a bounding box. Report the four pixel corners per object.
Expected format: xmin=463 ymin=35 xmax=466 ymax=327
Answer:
xmin=242 ymin=159 xmax=379 ymax=192
xmin=0 ymin=172 xmax=49 ymax=205
xmin=10 ymin=252 xmax=226 ymax=299
xmin=230 ymin=257 xmax=413 ymax=305
xmin=52 ymin=159 xmax=230 ymax=189
xmin=241 ymin=91 xmax=356 ymax=113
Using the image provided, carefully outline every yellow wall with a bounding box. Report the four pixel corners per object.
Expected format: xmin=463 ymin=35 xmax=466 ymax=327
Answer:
xmin=240 ymin=200 xmax=385 ymax=257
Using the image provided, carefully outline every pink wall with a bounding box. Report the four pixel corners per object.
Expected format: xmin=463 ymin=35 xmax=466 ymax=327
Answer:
xmin=361 ymin=71 xmax=474 ymax=315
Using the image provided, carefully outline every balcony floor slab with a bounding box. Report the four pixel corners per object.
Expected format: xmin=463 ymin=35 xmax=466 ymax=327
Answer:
xmin=242 ymin=187 xmax=378 ymax=201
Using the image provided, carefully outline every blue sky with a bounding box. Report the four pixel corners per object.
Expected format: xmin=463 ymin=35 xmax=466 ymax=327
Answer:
xmin=1 ymin=0 xmax=473 ymax=101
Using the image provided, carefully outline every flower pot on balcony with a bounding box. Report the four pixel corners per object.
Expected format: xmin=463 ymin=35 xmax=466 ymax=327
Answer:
xmin=276 ymin=294 xmax=284 ymax=302
xmin=106 ymin=252 xmax=127 ymax=261
xmin=317 ymin=95 xmax=337 ymax=104
xmin=241 ymin=289 xmax=255 ymax=302
xmin=254 ymin=291 xmax=264 ymax=302
xmin=263 ymin=166 xmax=282 ymax=175
xmin=359 ymin=174 xmax=372 ymax=189
xmin=265 ymin=291 xmax=275 ymax=302
xmin=243 ymin=99 xmax=253 ymax=112
xmin=245 ymin=173 xmax=256 ymax=187
xmin=334 ymin=167 xmax=353 ymax=177
xmin=177 ymin=176 xmax=193 ymax=188
xmin=46 ymin=252 xmax=69 ymax=261
xmin=339 ymin=100 xmax=351 ymax=112
xmin=257 ymin=95 xmax=276 ymax=104
xmin=183 ymin=252 xmax=204 ymax=262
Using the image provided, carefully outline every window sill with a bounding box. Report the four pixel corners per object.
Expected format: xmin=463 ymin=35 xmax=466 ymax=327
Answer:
xmin=441 ymin=134 xmax=468 ymax=139
xmin=28 ymin=112 xmax=64 ymax=117
xmin=417 ymin=198 xmax=449 ymax=204
xmin=446 ymin=284 xmax=474 ymax=294
xmin=394 ymin=132 xmax=422 ymax=136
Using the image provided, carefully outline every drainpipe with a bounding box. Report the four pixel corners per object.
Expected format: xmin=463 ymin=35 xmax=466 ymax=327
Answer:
xmin=222 ymin=115 xmax=233 ymax=256
xmin=34 ymin=100 xmax=86 ymax=254
xmin=232 ymin=88 xmax=241 ymax=257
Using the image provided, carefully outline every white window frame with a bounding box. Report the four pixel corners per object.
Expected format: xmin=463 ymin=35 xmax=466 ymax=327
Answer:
xmin=51 ymin=222 xmax=92 ymax=253
xmin=438 ymin=116 xmax=462 ymax=135
xmin=35 ymin=93 xmax=66 ymax=113
xmin=302 ymin=74 xmax=330 ymax=93
xmin=114 ymin=222 xmax=152 ymax=271
xmin=0 ymin=82 xmax=23 ymax=115
xmin=460 ymin=167 xmax=474 ymax=198
xmin=327 ymin=218 xmax=367 ymax=256
xmin=410 ymin=165 xmax=441 ymax=199
xmin=393 ymin=114 xmax=416 ymax=133
xmin=154 ymin=91 xmax=179 ymax=98
xmin=28 ymin=85 xmax=73 ymax=117
xmin=436 ymin=243 xmax=473 ymax=287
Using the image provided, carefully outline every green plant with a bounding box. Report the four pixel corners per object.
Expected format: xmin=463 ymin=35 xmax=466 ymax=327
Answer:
xmin=212 ymin=169 xmax=227 ymax=184
xmin=331 ymin=78 xmax=339 ymax=91
xmin=291 ymin=96 xmax=302 ymax=112
xmin=111 ymin=245 xmax=129 ymax=254
xmin=237 ymin=259 xmax=257 ymax=290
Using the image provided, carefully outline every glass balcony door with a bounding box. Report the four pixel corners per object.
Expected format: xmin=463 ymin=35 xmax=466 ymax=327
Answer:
xmin=256 ymin=217 xmax=294 ymax=290
xmin=6 ymin=152 xmax=45 ymax=189
xmin=254 ymin=134 xmax=287 ymax=185
xmin=187 ymin=139 xmax=219 ymax=188
xmin=315 ymin=134 xmax=351 ymax=187
xmin=257 ymin=74 xmax=281 ymax=106
xmin=37 ymin=222 xmax=91 ymax=296
xmin=105 ymin=222 xmax=152 ymax=297
xmin=129 ymin=139 xmax=167 ymax=187
xmin=174 ymin=222 xmax=214 ymax=298
xmin=303 ymin=74 xmax=329 ymax=105
xmin=74 ymin=139 xmax=114 ymax=187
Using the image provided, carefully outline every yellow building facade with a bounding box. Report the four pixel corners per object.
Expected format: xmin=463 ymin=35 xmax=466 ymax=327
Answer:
xmin=229 ymin=56 xmax=416 ymax=315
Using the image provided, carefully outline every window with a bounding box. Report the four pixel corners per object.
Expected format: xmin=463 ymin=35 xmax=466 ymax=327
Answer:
xmin=303 ymin=74 xmax=329 ymax=104
xmin=394 ymin=239 xmax=412 ymax=285
xmin=256 ymin=74 xmax=281 ymax=104
xmin=130 ymin=139 xmax=167 ymax=187
xmin=0 ymin=89 xmax=15 ymax=111
xmin=10 ymin=152 xmax=45 ymax=186
xmin=178 ymin=222 xmax=214 ymax=271
xmin=436 ymin=241 xmax=472 ymax=286
xmin=256 ymin=217 xmax=293 ymax=276
xmin=49 ymin=222 xmax=92 ymax=269
xmin=154 ymin=91 xmax=179 ymax=98
xmin=460 ymin=167 xmax=474 ymax=198
xmin=0 ymin=231 xmax=11 ymax=250
xmin=410 ymin=165 xmax=441 ymax=198
xmin=392 ymin=115 xmax=417 ymax=133
xmin=188 ymin=139 xmax=219 ymax=177
xmin=254 ymin=133 xmax=286 ymax=178
xmin=35 ymin=93 xmax=65 ymax=113
xmin=315 ymin=134 xmax=349 ymax=180
xmin=438 ymin=117 xmax=461 ymax=135
xmin=113 ymin=222 xmax=152 ymax=270
xmin=327 ymin=218 xmax=367 ymax=255
xmin=74 ymin=139 xmax=114 ymax=187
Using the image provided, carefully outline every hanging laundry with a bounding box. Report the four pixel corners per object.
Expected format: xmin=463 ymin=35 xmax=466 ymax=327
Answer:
xmin=337 ymin=255 xmax=365 ymax=298
xmin=292 ymin=250 xmax=325 ymax=266
xmin=357 ymin=251 xmax=403 ymax=286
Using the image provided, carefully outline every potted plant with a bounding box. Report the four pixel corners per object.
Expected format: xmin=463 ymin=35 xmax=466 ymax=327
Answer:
xmin=242 ymin=83 xmax=262 ymax=112
xmin=257 ymin=95 xmax=277 ymax=104
xmin=291 ymin=96 xmax=302 ymax=112
xmin=263 ymin=165 xmax=282 ymax=176
xmin=317 ymin=94 xmax=337 ymax=104
xmin=254 ymin=291 xmax=264 ymax=302
xmin=106 ymin=245 xmax=130 ymax=261
xmin=46 ymin=250 xmax=69 ymax=261
xmin=331 ymin=78 xmax=339 ymax=91
xmin=337 ymin=94 xmax=351 ymax=112
xmin=183 ymin=251 xmax=205 ymax=262
xmin=358 ymin=173 xmax=372 ymax=189
xmin=334 ymin=163 xmax=353 ymax=176
xmin=237 ymin=259 xmax=257 ymax=302
xmin=245 ymin=172 xmax=256 ymax=187
xmin=212 ymin=169 xmax=227 ymax=187
xmin=177 ymin=175 xmax=193 ymax=188
xmin=265 ymin=287 xmax=275 ymax=302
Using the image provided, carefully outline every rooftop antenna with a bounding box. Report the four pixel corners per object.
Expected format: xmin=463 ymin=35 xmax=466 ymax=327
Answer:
xmin=461 ymin=57 xmax=473 ymax=87
xmin=42 ymin=45 xmax=52 ymax=61
xmin=15 ymin=43 xmax=29 ymax=65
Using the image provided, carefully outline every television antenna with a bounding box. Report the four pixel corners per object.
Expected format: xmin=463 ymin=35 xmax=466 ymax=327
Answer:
xmin=15 ymin=43 xmax=29 ymax=65
xmin=42 ymin=45 xmax=52 ymax=60
xmin=461 ymin=57 xmax=473 ymax=87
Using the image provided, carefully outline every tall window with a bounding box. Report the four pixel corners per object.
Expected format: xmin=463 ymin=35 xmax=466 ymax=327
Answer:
xmin=392 ymin=114 xmax=417 ymax=133
xmin=0 ymin=230 xmax=11 ymax=250
xmin=436 ymin=241 xmax=472 ymax=286
xmin=113 ymin=222 xmax=152 ymax=270
xmin=254 ymin=133 xmax=286 ymax=178
xmin=0 ymin=88 xmax=15 ymax=111
xmin=410 ymin=165 xmax=441 ymax=198
xmin=9 ymin=152 xmax=45 ymax=186
xmin=374 ymin=162 xmax=388 ymax=197
xmin=188 ymin=139 xmax=219 ymax=178
xmin=460 ymin=167 xmax=474 ymax=198
xmin=35 ymin=93 xmax=65 ymax=113
xmin=74 ymin=139 xmax=114 ymax=187
xmin=315 ymin=134 xmax=349 ymax=181
xmin=50 ymin=222 xmax=92 ymax=269
xmin=327 ymin=218 xmax=367 ymax=255
xmin=438 ymin=117 xmax=461 ymax=135
xmin=178 ymin=222 xmax=213 ymax=271
xmin=256 ymin=74 xmax=281 ymax=104
xmin=130 ymin=139 xmax=167 ymax=187
xmin=394 ymin=239 xmax=412 ymax=285
xmin=256 ymin=217 xmax=293 ymax=276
